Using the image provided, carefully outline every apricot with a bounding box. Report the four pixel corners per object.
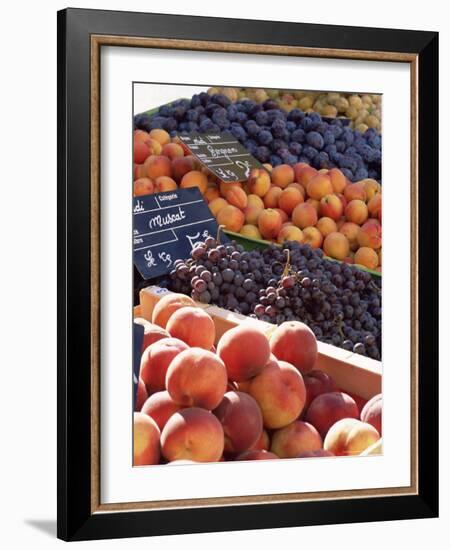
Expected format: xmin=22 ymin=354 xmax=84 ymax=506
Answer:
xmin=161 ymin=142 xmax=184 ymax=160
xmin=141 ymin=390 xmax=183 ymax=431
xmin=292 ymin=203 xmax=318 ymax=229
xmin=302 ymin=226 xmax=323 ymax=249
xmin=319 ymin=194 xmax=344 ymax=221
xmin=135 ymin=377 xmax=148 ymax=411
xmin=277 ymin=225 xmax=304 ymax=244
xmin=214 ymin=391 xmax=263 ymax=453
xmin=236 ymin=450 xmax=278 ymax=460
xmin=323 ymin=232 xmax=350 ymax=261
xmin=367 ymin=193 xmax=382 ymax=218
xmin=134 ymin=141 xmax=151 ymax=164
xmin=295 ymin=164 xmax=318 ymax=187
xmin=306 ymin=391 xmax=359 ymax=437
xmin=144 ymin=155 xmax=173 ymax=180
xmin=323 ymin=418 xmax=380 ymax=456
xmin=303 ymin=370 xmax=337 ymax=410
xmin=251 ymin=429 xmax=270 ymax=451
xmin=357 ymin=219 xmax=382 ymax=250
xmin=140 ymin=337 xmax=189 ymax=393
xmin=306 ymin=198 xmax=320 ymax=214
xmin=166 ymin=348 xmax=227 ymax=410
xmin=288 ymin=182 xmax=306 ymax=198
xmin=240 ymin=225 xmax=263 ymax=240
xmin=278 ymin=186 xmax=304 ymax=216
xmin=247 ymin=168 xmax=271 ymax=197
xmin=216 ymin=205 xmax=245 ymax=232
xmin=249 ymin=359 xmax=307 ymax=429
xmin=172 ymin=155 xmax=197 ymax=182
xmin=306 ymin=173 xmax=333 ymax=200
xmin=204 ymin=187 xmax=220 ymax=202
xmin=345 ymin=199 xmax=369 ymax=225
xmin=209 ymin=197 xmax=228 ymax=217
xmin=154 ymin=176 xmax=177 ymax=192
xmin=360 ymin=393 xmax=382 ymax=435
xmin=316 ymin=217 xmax=337 ymax=237
xmin=161 ymin=408 xmax=224 ymax=463
xmin=244 ymin=204 xmax=263 ymax=225
xmin=258 ymin=209 xmax=282 ymax=240
xmin=219 ymin=181 xmax=242 ymax=198
xmin=217 ymin=325 xmax=271 ymax=382
xmin=270 ymin=321 xmax=317 ymax=374
xmin=133 ymin=412 xmax=160 ymax=466
xmin=271 ymin=164 xmax=295 ymax=189
xmin=271 ymin=420 xmax=322 ymax=458
xmin=149 ymin=128 xmax=170 ymax=146
xmin=354 ymin=247 xmax=379 ymax=269
xmin=134 ymin=177 xmax=155 ymax=197
xmin=247 ymin=194 xmax=265 ymax=209
xmin=226 ymin=186 xmax=248 ymax=209
xmin=328 ymin=168 xmax=348 ymax=194
xmin=134 ymin=129 xmax=151 ymax=144
xmin=152 ymin=293 xmax=196 ymax=328
xmin=263 ymin=186 xmax=282 ymax=208
xmin=339 ymin=222 xmax=360 ymax=251
xmin=180 ymin=170 xmax=208 ymax=194
xmin=344 ymin=182 xmax=367 ymax=202
xmin=166 ymin=307 xmax=216 ymax=350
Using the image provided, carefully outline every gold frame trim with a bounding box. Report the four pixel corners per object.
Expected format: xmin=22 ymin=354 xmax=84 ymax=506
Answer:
xmin=90 ymin=35 xmax=419 ymax=514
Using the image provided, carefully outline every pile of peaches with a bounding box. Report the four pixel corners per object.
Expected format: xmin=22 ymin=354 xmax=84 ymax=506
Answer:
xmin=134 ymin=293 xmax=382 ymax=465
xmin=133 ymin=128 xmax=382 ymax=272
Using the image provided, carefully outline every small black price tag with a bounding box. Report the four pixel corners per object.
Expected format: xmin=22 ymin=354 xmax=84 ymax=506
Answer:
xmin=178 ymin=131 xmax=264 ymax=182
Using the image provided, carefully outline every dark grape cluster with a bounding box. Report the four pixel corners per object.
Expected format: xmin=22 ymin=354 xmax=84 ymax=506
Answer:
xmin=135 ymin=93 xmax=381 ymax=182
xmin=166 ymin=237 xmax=382 ymax=360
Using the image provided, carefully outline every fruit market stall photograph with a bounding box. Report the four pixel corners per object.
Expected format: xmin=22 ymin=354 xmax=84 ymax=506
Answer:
xmin=132 ymin=83 xmax=383 ymax=466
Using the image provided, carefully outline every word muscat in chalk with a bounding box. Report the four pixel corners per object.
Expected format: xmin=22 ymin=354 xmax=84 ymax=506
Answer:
xmin=148 ymin=206 xmax=186 ymax=230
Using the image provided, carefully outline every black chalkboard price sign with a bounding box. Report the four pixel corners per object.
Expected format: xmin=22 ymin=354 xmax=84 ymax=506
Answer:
xmin=178 ymin=131 xmax=264 ymax=183
xmin=133 ymin=187 xmax=222 ymax=279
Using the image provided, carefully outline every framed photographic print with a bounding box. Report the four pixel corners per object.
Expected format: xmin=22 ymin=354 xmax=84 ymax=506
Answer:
xmin=57 ymin=8 xmax=439 ymax=542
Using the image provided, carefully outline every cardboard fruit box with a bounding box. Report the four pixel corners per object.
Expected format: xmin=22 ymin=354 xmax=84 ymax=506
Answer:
xmin=136 ymin=286 xmax=381 ymax=401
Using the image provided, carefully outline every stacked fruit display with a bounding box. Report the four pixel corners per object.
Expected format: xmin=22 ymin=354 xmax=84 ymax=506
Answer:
xmin=134 ymin=92 xmax=382 ymax=182
xmin=134 ymin=295 xmax=382 ymax=466
xmin=167 ymin=237 xmax=381 ymax=359
xmin=207 ymin=87 xmax=382 ymax=133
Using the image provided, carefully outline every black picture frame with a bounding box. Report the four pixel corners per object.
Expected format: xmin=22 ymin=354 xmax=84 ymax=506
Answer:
xmin=57 ymin=8 xmax=438 ymax=541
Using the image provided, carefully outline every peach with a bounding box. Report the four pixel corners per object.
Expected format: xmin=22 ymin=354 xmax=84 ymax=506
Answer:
xmin=295 ymin=164 xmax=318 ymax=187
xmin=361 ymin=178 xmax=381 ymax=200
xmin=357 ymin=219 xmax=382 ymax=249
xmin=161 ymin=142 xmax=184 ymax=160
xmin=302 ymin=226 xmax=323 ymax=249
xmin=134 ymin=177 xmax=154 ymax=197
xmin=297 ymin=449 xmax=334 ymax=458
xmin=271 ymin=164 xmax=295 ymax=189
xmin=140 ymin=337 xmax=189 ymax=393
xmin=144 ymin=155 xmax=173 ymax=180
xmin=172 ymin=155 xmax=197 ymax=182
xmin=277 ymin=225 xmax=305 ymax=244
xmin=328 ymin=168 xmax=348 ymax=194
xmin=305 ymin=391 xmax=359 ymax=437
xmin=236 ymin=450 xmax=278 ymax=460
xmin=323 ymin=232 xmax=350 ymax=261
xmin=306 ymin=198 xmax=320 ymax=214
xmin=359 ymin=438 xmax=382 ymax=456
xmin=367 ymin=194 xmax=382 ymax=218
xmin=303 ymin=370 xmax=337 ymax=410
xmin=319 ymin=194 xmax=344 ymax=220
xmin=270 ymin=321 xmax=317 ymax=374
xmin=249 ymin=359 xmax=307 ymax=429
xmin=133 ymin=318 xmax=170 ymax=351
xmin=166 ymin=348 xmax=227 ymax=409
xmin=339 ymin=222 xmax=360 ymax=251
xmin=134 ymin=141 xmax=151 ymax=164
xmin=278 ymin=186 xmax=304 ymax=216
xmin=154 ymin=176 xmax=177 ymax=192
xmin=214 ymin=391 xmax=263 ymax=453
xmin=180 ymin=170 xmax=208 ymax=194
xmin=336 ymin=193 xmax=348 ymax=211
xmin=161 ymin=408 xmax=224 ymax=463
xmin=217 ymin=325 xmax=271 ymax=382
xmin=216 ymin=205 xmax=245 ymax=232
xmin=146 ymin=138 xmax=163 ymax=156
xmin=354 ymin=247 xmax=379 ymax=269
xmin=152 ymin=293 xmax=196 ymax=328
xmin=135 ymin=377 xmax=148 ymax=411
xmin=263 ymin=186 xmax=282 ymax=208
xmin=226 ymin=186 xmax=248 ymax=209
xmin=247 ymin=194 xmax=265 ymax=210
xmin=306 ymin=173 xmax=333 ymax=200
xmin=134 ymin=129 xmax=151 ymax=144
xmin=288 ymin=182 xmax=306 ymax=198
xmin=240 ymin=225 xmax=263 ymax=239
xmin=323 ymin=418 xmax=380 ymax=456
xmin=134 ymin=163 xmax=147 ymax=181
xmin=247 ymin=168 xmax=271 ymax=197
xmin=361 ymin=394 xmax=382 ymax=435
xmin=292 ymin=203 xmax=318 ymax=229
xmin=166 ymin=307 xmax=216 ymax=350
xmin=149 ymin=128 xmax=170 ymax=146
xmin=204 ymin=187 xmax=220 ymax=202
xmin=316 ymin=216 xmax=337 ymax=237
xmin=141 ymin=390 xmax=183 ymax=431
xmin=271 ymin=420 xmax=322 ymax=458
xmin=209 ymin=197 xmax=229 ymax=217
xmin=133 ymin=412 xmax=160 ymax=466
xmin=274 ymin=208 xmax=289 ymax=224
xmin=258 ymin=209 xmax=282 ymax=240
xmin=251 ymin=429 xmax=270 ymax=451
xmin=219 ymin=180 xmax=242 ymax=197
xmin=244 ymin=204 xmax=263 ymax=225
xmin=345 ymin=199 xmax=369 ymax=225
xmin=344 ymin=182 xmax=367 ymax=202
